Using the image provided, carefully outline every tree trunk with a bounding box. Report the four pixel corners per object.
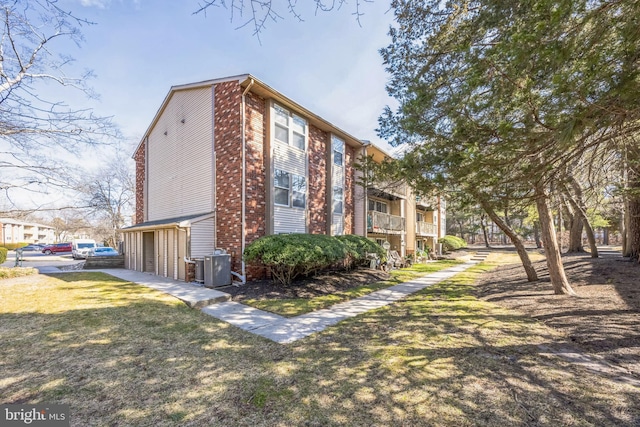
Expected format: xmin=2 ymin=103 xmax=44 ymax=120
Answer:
xmin=629 ymin=198 xmax=640 ymax=262
xmin=478 ymin=198 xmax=538 ymax=282
xmin=535 ymin=186 xmax=577 ymax=295
xmin=480 ymin=214 xmax=491 ymax=248
xmin=564 ymin=200 xmax=585 ymax=253
xmin=534 ymin=221 xmax=542 ymax=248
xmin=603 ymin=228 xmax=609 ymax=245
xmin=567 ymin=176 xmax=598 ymax=257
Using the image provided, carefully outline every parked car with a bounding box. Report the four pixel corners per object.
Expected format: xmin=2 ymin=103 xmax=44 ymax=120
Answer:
xmin=18 ymin=244 xmax=45 ymax=252
xmin=72 ymin=239 xmax=97 ymax=260
xmin=42 ymin=243 xmax=72 ymax=255
xmin=88 ymin=247 xmax=119 ymax=256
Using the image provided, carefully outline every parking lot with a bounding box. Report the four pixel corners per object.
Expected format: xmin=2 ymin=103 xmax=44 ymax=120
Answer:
xmin=1 ymin=250 xmax=84 ymax=269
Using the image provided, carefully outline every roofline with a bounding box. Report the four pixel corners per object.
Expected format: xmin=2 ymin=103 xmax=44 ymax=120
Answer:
xmin=132 ymin=73 xmax=365 ymax=157
xmin=132 ymin=74 xmax=250 ymax=157
xmin=239 ymin=76 xmax=364 ymax=148
xmin=121 ymin=212 xmax=215 ymax=231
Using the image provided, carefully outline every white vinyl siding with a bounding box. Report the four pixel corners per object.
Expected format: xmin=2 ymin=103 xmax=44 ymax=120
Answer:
xmin=271 ymin=102 xmax=308 ymax=234
xmin=191 ymin=217 xmax=215 ymax=257
xmin=274 ymin=206 xmax=306 ymax=234
xmin=331 ymin=135 xmax=345 ymax=235
xmin=354 ymin=169 xmax=365 ymax=236
xmin=332 ymin=213 xmax=344 ymax=235
xmin=273 ymin=140 xmax=306 ymax=176
xmin=147 ymin=87 xmax=213 ymax=221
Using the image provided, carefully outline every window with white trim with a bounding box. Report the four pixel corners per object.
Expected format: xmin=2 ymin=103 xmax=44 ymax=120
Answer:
xmin=368 ymin=199 xmax=388 ymax=214
xmin=274 ymin=169 xmax=306 ymax=208
xmin=333 ymin=186 xmax=343 ymax=214
xmin=273 ymin=104 xmax=306 ymax=150
xmin=332 ymin=135 xmax=344 ymax=166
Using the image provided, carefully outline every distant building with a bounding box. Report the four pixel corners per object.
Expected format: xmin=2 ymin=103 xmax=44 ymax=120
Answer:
xmin=0 ymin=218 xmax=55 ymax=245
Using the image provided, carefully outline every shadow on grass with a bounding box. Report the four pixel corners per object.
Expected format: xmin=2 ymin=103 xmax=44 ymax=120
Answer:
xmin=1 ymin=271 xmax=639 ymax=426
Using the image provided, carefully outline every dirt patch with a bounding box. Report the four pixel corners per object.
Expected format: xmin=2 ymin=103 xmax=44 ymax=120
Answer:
xmin=475 ymin=250 xmax=640 ymax=377
xmin=219 ymin=268 xmax=391 ymax=301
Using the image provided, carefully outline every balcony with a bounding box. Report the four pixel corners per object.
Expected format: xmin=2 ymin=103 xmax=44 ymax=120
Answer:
xmin=415 ymin=195 xmax=438 ymax=209
xmin=368 ymin=180 xmax=407 ymax=200
xmin=416 ymin=221 xmax=437 ymax=236
xmin=367 ymin=211 xmax=405 ymax=234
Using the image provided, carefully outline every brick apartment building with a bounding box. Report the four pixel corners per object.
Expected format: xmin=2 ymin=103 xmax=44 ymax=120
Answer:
xmin=122 ymin=74 xmax=361 ymax=282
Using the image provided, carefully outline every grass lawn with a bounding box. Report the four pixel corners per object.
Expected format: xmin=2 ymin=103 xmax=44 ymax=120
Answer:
xmin=243 ymin=260 xmax=464 ymax=317
xmin=0 ymin=266 xmax=38 ymax=279
xmin=1 ymin=256 xmax=638 ymax=426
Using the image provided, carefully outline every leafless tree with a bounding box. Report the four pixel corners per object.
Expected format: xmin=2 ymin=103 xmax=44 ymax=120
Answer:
xmin=0 ymin=0 xmax=118 ymax=212
xmin=194 ymin=0 xmax=372 ymax=40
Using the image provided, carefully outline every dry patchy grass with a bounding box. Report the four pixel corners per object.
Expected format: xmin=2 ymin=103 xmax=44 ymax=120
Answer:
xmin=1 ymin=261 xmax=638 ymax=426
xmin=0 ymin=266 xmax=38 ymax=280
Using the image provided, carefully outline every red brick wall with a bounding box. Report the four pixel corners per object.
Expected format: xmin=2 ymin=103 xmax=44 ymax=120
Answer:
xmin=244 ymin=91 xmax=267 ymax=280
xmin=308 ymin=125 xmax=328 ymax=234
xmin=134 ymin=140 xmax=145 ymax=224
xmin=344 ymin=144 xmax=355 ymax=234
xmin=214 ymin=81 xmax=243 ymax=273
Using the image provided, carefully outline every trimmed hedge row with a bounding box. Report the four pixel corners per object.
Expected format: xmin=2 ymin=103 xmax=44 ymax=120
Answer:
xmin=0 ymin=248 xmax=7 ymax=264
xmin=438 ymin=235 xmax=467 ymax=253
xmin=244 ymin=234 xmax=386 ymax=286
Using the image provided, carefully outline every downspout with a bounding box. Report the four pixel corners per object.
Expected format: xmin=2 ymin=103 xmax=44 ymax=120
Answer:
xmin=362 ymin=143 xmax=370 ymax=239
xmin=235 ymin=78 xmax=255 ymax=284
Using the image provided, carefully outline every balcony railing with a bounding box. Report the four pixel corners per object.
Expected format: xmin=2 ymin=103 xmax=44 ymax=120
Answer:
xmin=416 ymin=221 xmax=437 ymax=236
xmin=367 ymin=211 xmax=405 ymax=234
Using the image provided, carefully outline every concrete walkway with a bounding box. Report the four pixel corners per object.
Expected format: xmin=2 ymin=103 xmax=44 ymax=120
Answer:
xmin=204 ymin=251 xmax=490 ymax=343
xmin=91 ymin=269 xmax=230 ymax=308
xmin=89 ymin=251 xmax=489 ymax=343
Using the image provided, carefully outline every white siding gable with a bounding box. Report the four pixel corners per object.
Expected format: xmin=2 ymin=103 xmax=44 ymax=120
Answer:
xmin=147 ymin=87 xmax=214 ymax=221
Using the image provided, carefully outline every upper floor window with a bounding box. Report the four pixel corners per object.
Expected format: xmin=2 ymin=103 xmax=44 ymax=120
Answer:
xmin=416 ymin=212 xmax=424 ymax=222
xmin=332 ymin=135 xmax=345 ymax=166
xmin=274 ymin=169 xmax=306 ymax=208
xmin=368 ymin=199 xmax=388 ymax=214
xmin=274 ymin=104 xmax=306 ymax=151
xmin=333 ymin=187 xmax=344 ymax=214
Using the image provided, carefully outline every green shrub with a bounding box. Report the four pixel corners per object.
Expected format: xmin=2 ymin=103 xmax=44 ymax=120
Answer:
xmin=438 ymin=235 xmax=467 ymax=253
xmin=0 ymin=248 xmax=7 ymax=264
xmin=244 ymin=234 xmax=350 ymax=285
xmin=335 ymin=235 xmax=386 ymax=268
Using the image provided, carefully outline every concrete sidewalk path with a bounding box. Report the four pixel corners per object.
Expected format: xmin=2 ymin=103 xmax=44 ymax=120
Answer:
xmin=203 ymin=252 xmax=489 ymax=344
xmin=93 ymin=269 xmax=230 ymax=308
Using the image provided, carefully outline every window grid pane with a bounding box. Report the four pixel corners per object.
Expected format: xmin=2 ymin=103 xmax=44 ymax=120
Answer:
xmin=292 ymin=132 xmax=305 ymax=150
xmin=274 ymin=169 xmax=290 ymax=189
xmin=274 ymin=105 xmax=289 ymax=126
xmin=275 ymin=124 xmax=289 ymax=144
xmin=274 ymin=188 xmax=289 ymax=206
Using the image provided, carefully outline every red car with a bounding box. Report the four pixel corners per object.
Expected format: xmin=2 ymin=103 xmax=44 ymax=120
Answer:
xmin=42 ymin=243 xmax=72 ymax=254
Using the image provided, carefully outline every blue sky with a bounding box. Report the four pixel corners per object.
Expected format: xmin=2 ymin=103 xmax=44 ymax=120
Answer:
xmin=59 ymin=0 xmax=398 ymax=154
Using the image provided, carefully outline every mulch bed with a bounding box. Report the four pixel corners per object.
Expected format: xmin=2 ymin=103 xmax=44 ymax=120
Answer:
xmin=474 ymin=250 xmax=640 ymax=377
xmin=218 ymin=268 xmax=391 ymax=302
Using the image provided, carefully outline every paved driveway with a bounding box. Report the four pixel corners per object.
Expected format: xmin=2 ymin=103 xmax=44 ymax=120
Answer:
xmin=1 ymin=250 xmax=83 ymax=270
